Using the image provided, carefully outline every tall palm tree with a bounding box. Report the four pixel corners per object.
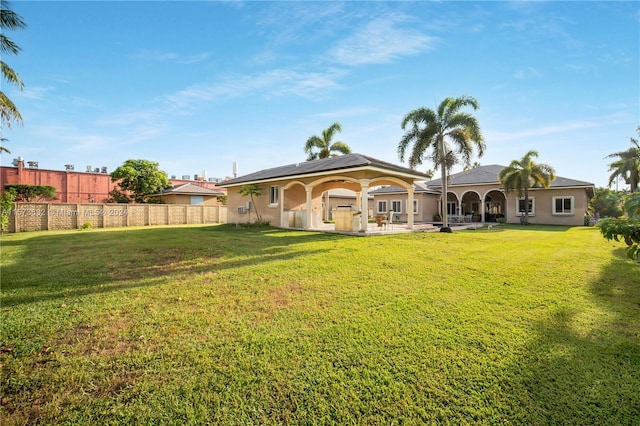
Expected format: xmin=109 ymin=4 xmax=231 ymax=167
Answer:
xmin=304 ymin=122 xmax=352 ymax=222
xmin=606 ymin=127 xmax=640 ymax=193
xmin=1 ymin=1 xmax=27 ymax=153
xmin=498 ymin=150 xmax=556 ymax=225
xmin=398 ymin=95 xmax=485 ymax=231
xmin=304 ymin=122 xmax=351 ymax=161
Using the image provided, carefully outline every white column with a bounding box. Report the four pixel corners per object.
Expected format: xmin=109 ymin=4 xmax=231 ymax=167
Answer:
xmin=407 ymin=186 xmax=414 ymax=229
xmin=305 ymin=186 xmax=312 ymax=230
xmin=481 ymin=196 xmax=485 ymax=223
xmin=359 ymin=181 xmax=370 ymax=232
xmin=280 ymin=186 xmax=286 ymax=228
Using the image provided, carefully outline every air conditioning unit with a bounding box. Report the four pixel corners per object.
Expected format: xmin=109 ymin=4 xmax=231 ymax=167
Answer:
xmin=171 ymin=175 xmax=176 ymax=179
xmin=181 ymin=175 xmax=190 ymax=180
xmin=238 ymin=206 xmax=247 ymax=214
xmin=101 ymin=166 xmax=108 ymax=174
xmin=86 ymin=165 xmax=92 ymax=172
xmin=65 ymin=164 xmax=75 ymax=171
xmin=27 ymin=161 xmax=39 ymax=169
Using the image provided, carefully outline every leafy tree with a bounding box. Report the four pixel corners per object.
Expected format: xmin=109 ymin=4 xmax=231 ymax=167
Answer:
xmin=589 ymin=187 xmax=624 ymax=219
xmin=110 ymin=159 xmax=171 ymax=203
xmin=4 ymin=184 xmax=56 ymax=201
xmin=0 ymin=187 xmax=16 ymax=233
xmin=304 ymin=122 xmax=352 ymax=221
xmin=238 ymin=184 xmax=262 ymax=223
xmin=304 ymin=122 xmax=351 ymax=161
xmin=1 ymin=1 xmax=26 ymax=153
xmin=498 ymin=150 xmax=556 ymax=225
xmin=398 ymin=95 xmax=485 ymax=231
xmin=606 ymin=126 xmax=640 ymax=193
xmin=107 ymin=187 xmax=130 ymax=203
xmin=599 ymin=193 xmax=640 ymax=260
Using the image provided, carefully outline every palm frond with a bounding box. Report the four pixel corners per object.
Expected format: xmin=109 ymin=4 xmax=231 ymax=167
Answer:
xmin=1 ymin=61 xmax=23 ymax=89
xmin=0 ymin=89 xmax=23 ymax=128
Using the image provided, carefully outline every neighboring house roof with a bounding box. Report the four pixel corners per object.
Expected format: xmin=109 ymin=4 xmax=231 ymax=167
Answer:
xmin=369 ymin=181 xmax=441 ymax=195
xmin=426 ymin=164 xmax=595 ymax=192
xmin=328 ymin=188 xmax=374 ymax=199
xmin=219 ymin=153 xmax=431 ymax=186
xmin=152 ymin=183 xmax=225 ymax=196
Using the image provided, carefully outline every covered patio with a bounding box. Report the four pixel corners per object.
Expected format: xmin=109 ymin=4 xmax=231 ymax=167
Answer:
xmin=219 ymin=154 xmax=431 ymax=234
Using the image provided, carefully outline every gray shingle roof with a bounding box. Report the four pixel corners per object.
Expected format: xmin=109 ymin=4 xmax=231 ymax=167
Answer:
xmin=369 ymin=181 xmax=441 ymax=195
xmin=219 ymin=153 xmax=431 ymax=186
xmin=162 ymin=183 xmax=225 ymax=196
xmin=426 ymin=164 xmax=594 ymax=189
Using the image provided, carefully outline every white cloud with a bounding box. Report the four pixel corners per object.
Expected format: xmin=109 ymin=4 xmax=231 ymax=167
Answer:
xmin=486 ymin=116 xmax=624 ymax=142
xmin=133 ymin=49 xmax=211 ymax=64
xmin=513 ymin=67 xmax=541 ymax=80
xmin=18 ymin=86 xmax=54 ymax=100
xmin=162 ymin=68 xmax=345 ymax=110
xmin=329 ymin=14 xmax=437 ymax=66
xmin=314 ymin=107 xmax=377 ymax=119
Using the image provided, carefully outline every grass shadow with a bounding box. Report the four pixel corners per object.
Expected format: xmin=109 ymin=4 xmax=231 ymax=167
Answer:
xmin=0 ymin=225 xmax=346 ymax=307
xmin=499 ymin=246 xmax=640 ymax=423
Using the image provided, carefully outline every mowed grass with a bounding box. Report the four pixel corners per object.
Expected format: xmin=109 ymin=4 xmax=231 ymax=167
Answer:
xmin=1 ymin=224 xmax=639 ymax=424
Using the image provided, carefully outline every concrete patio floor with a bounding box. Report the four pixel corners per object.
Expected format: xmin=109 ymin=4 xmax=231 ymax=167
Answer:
xmin=308 ymin=222 xmax=488 ymax=236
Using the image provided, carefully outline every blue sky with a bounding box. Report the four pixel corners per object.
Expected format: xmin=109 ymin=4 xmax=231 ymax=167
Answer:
xmin=3 ymin=1 xmax=639 ymax=188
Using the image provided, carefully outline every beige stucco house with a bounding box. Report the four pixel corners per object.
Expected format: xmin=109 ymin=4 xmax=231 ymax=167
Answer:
xmin=219 ymin=154 xmax=430 ymax=232
xmin=371 ymin=165 xmax=595 ymax=226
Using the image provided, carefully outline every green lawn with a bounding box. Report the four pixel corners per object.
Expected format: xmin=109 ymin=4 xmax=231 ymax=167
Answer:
xmin=1 ymin=224 xmax=639 ymax=424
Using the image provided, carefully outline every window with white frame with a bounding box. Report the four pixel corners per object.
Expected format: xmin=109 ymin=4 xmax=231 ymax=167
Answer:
xmin=377 ymin=200 xmax=387 ymax=214
xmin=269 ymin=185 xmax=278 ymax=205
xmin=516 ymin=197 xmax=535 ymax=216
xmin=553 ymin=196 xmax=574 ymax=215
xmin=406 ymin=199 xmax=418 ymax=214
xmin=391 ymin=200 xmax=402 ymax=214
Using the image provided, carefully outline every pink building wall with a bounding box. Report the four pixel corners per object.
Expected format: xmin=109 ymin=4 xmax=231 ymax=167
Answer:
xmin=0 ymin=160 xmax=225 ymax=203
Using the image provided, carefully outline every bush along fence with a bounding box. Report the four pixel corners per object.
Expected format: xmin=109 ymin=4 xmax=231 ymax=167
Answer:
xmin=4 ymin=203 xmax=228 ymax=233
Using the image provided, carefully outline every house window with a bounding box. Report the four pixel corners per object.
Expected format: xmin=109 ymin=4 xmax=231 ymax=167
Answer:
xmin=391 ymin=200 xmax=402 ymax=214
xmin=516 ymin=197 xmax=535 ymax=216
xmin=407 ymin=199 xmax=418 ymax=214
xmin=553 ymin=196 xmax=574 ymax=215
xmin=269 ymin=185 xmax=278 ymax=205
xmin=190 ymin=195 xmax=204 ymax=205
xmin=377 ymin=200 xmax=387 ymax=214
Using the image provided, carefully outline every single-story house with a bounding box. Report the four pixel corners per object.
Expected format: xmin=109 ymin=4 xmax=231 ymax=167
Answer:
xmin=146 ymin=183 xmax=226 ymax=205
xmin=370 ymin=164 xmax=595 ymax=226
xmin=218 ymin=153 xmax=430 ymax=232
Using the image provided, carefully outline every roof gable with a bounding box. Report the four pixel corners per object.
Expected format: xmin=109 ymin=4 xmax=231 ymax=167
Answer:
xmin=162 ymin=183 xmax=224 ymax=196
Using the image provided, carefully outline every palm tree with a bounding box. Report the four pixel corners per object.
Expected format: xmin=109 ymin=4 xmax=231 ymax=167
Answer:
xmin=498 ymin=150 xmax=556 ymax=225
xmin=304 ymin=122 xmax=351 ymax=161
xmin=1 ymin=2 xmax=26 ymax=130
xmin=304 ymin=122 xmax=352 ymax=221
xmin=398 ymin=95 xmax=485 ymax=231
xmin=606 ymin=127 xmax=640 ymax=193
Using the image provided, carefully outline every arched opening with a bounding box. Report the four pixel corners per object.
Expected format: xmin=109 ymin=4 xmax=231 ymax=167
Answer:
xmin=484 ymin=190 xmax=506 ymax=222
